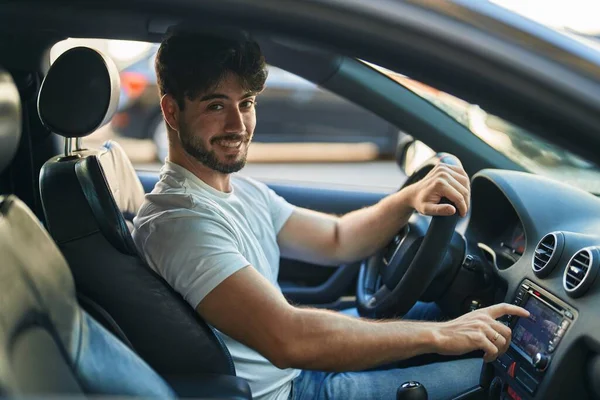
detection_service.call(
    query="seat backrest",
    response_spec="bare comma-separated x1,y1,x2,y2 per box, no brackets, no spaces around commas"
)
0,66,174,399
98,139,146,226
37,47,235,376
0,196,177,398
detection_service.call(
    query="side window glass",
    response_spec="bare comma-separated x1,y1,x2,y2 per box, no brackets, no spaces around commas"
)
245,66,406,190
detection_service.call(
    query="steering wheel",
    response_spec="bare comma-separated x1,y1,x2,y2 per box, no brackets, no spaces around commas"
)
356,153,462,318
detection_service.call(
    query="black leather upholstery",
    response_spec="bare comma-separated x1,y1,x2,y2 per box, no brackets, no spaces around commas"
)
38,47,239,379
38,47,119,138
76,150,139,254
164,374,254,400
39,151,237,377
77,291,136,350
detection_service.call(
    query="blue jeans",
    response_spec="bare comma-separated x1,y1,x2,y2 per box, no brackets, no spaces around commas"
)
290,302,483,400
74,311,176,398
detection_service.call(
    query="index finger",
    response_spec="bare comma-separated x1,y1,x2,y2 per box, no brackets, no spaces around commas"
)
486,303,530,319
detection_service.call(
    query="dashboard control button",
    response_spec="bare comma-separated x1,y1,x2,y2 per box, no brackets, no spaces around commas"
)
532,353,550,371
507,386,522,400
548,336,561,352
560,319,571,330
516,367,539,395
508,361,517,378
565,310,574,320
513,298,522,305
498,353,513,369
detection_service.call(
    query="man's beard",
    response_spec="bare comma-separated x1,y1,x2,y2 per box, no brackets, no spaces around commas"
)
179,126,249,174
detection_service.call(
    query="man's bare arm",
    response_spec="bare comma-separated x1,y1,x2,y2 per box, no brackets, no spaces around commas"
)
277,162,471,266
277,190,413,266
197,266,529,371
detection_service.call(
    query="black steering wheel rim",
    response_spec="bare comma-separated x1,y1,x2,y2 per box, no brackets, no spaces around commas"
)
356,153,462,318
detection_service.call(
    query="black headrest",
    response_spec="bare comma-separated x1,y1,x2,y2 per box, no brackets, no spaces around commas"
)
38,47,120,138
0,68,21,173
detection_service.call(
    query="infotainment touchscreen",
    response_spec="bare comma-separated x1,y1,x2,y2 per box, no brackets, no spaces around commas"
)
512,295,563,361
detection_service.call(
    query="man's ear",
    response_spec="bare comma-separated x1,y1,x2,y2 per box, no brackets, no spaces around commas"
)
160,94,180,132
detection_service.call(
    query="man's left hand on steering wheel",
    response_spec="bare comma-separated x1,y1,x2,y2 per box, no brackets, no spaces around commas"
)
403,156,471,218
357,153,471,319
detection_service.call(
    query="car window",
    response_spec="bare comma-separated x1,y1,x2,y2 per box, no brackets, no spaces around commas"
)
50,38,406,192
363,61,600,194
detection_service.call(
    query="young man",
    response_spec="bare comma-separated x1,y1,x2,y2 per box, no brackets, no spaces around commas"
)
132,31,528,400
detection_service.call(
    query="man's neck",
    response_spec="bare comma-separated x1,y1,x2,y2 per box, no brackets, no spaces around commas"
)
169,147,233,193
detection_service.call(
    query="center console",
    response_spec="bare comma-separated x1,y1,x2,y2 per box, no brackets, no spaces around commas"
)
490,279,577,399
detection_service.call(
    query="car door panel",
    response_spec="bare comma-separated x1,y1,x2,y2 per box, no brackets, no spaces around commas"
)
267,183,390,305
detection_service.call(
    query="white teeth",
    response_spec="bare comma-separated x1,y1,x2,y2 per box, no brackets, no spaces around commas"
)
218,140,242,148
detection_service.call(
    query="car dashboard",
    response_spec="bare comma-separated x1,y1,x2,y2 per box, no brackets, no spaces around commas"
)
465,169,600,400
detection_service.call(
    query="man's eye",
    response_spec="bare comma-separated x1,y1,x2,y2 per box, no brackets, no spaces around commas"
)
240,100,255,109
208,104,224,111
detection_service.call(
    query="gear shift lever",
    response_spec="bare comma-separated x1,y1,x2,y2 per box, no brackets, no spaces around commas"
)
397,381,428,400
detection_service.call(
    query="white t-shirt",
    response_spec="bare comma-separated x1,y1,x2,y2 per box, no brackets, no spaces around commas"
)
132,161,300,400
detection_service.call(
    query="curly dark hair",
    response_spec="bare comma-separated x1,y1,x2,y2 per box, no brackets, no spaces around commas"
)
155,30,268,110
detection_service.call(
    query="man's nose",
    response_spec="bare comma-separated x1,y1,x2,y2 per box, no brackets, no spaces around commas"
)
224,108,245,133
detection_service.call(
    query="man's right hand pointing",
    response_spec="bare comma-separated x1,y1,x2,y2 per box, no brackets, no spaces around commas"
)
432,303,530,362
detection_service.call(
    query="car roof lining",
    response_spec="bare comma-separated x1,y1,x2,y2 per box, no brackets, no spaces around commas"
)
2,1,600,167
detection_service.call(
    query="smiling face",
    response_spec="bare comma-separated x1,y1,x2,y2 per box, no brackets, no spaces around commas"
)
176,73,258,174
155,31,268,180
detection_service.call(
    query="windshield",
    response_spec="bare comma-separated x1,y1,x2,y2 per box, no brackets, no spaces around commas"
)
365,63,600,194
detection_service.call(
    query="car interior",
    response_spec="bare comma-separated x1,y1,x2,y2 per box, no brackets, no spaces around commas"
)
2,1,600,400
0,65,175,399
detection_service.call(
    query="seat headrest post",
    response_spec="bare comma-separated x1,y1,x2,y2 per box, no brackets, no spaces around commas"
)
64,137,83,157
64,137,73,157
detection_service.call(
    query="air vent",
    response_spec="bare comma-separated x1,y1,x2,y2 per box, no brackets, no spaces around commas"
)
532,232,564,278
564,247,600,298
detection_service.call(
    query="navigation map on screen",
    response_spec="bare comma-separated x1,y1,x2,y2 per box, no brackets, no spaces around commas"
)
512,296,562,360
